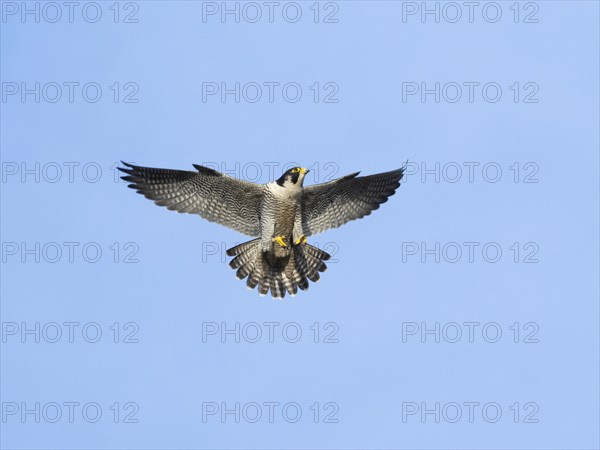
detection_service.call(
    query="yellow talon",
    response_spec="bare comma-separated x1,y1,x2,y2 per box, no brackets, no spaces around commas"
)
272,236,288,247
295,235,307,245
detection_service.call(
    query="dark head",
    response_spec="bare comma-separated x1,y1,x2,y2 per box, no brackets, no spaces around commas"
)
275,167,309,188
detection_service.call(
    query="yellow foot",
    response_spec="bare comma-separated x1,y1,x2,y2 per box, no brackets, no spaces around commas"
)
294,235,307,245
271,235,288,248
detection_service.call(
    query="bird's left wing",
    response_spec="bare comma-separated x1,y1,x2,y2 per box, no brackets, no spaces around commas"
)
119,162,263,236
301,167,404,236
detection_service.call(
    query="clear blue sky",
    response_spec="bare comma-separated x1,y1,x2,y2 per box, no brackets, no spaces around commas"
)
1,1,598,448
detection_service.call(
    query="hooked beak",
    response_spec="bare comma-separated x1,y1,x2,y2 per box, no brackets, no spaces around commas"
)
300,168,309,174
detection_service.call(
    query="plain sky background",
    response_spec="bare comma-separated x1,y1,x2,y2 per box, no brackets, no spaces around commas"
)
1,1,599,449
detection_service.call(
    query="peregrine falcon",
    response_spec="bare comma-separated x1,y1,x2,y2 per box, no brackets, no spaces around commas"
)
118,162,405,298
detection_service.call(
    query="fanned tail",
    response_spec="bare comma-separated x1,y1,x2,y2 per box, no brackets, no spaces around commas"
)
226,239,330,299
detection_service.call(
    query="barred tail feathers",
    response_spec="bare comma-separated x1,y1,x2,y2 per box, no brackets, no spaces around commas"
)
226,239,330,298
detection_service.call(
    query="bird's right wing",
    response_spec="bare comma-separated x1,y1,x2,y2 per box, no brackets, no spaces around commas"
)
301,168,404,236
119,162,263,236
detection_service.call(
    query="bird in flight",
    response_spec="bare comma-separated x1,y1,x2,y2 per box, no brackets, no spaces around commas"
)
119,162,405,298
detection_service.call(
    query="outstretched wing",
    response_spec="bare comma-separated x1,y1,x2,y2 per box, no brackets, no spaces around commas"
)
119,162,263,236
301,168,404,236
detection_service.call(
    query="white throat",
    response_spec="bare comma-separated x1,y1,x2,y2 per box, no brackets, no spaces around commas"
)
267,181,302,198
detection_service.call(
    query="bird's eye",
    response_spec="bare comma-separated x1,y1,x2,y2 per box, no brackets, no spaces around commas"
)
291,167,300,173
